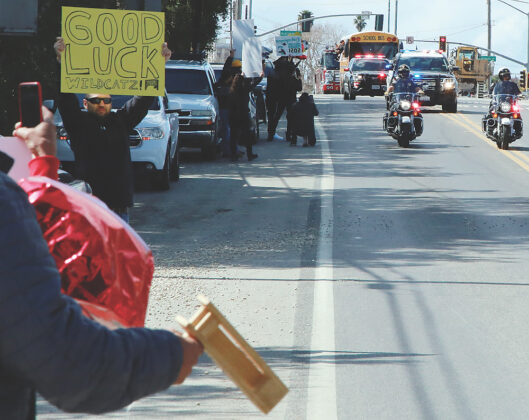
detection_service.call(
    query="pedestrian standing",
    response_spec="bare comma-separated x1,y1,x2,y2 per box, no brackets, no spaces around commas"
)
228,73,262,161
215,49,236,158
287,92,319,146
53,37,172,223
267,57,302,142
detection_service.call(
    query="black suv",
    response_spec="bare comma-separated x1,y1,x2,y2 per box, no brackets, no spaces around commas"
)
343,56,390,100
389,51,458,113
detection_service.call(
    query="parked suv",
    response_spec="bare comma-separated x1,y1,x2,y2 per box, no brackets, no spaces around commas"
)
52,94,179,191
165,60,220,159
388,50,458,113
343,55,390,100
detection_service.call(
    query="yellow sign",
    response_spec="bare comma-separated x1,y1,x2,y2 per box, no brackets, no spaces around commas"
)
61,6,165,96
349,31,398,43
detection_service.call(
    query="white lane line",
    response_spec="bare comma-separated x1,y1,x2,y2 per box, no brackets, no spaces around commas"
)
306,118,337,420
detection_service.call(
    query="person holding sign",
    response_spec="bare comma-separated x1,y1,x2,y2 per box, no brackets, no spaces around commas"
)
54,36,172,222
0,110,203,418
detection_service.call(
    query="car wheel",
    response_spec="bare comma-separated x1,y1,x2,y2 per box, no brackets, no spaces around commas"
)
153,145,171,191
344,83,349,100
442,100,457,113
170,146,180,182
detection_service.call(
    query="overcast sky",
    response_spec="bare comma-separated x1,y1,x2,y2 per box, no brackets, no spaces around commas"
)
240,0,529,72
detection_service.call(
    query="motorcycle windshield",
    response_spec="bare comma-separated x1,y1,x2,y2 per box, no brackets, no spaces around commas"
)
493,94,517,105
393,93,416,102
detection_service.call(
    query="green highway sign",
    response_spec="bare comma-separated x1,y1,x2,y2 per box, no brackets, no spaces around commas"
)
280,30,301,36
482,55,497,62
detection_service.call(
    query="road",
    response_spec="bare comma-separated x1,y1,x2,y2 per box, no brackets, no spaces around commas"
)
38,94,529,419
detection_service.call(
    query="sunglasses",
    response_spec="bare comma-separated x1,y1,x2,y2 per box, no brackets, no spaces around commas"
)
86,97,112,104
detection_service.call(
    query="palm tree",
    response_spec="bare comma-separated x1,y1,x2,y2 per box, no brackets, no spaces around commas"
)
354,16,367,32
298,10,314,32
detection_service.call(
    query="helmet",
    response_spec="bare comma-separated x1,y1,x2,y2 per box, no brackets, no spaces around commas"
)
397,64,411,78
498,67,511,81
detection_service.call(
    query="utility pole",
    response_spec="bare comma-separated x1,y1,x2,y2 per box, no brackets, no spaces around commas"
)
387,0,391,33
394,0,398,35
487,0,491,55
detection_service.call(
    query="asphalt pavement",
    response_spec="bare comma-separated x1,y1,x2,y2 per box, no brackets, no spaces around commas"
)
38,94,529,419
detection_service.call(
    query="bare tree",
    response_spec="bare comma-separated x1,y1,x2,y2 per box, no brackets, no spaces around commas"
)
298,23,348,93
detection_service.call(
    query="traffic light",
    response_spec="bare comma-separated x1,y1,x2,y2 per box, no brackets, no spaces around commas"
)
520,69,527,89
439,36,447,52
375,14,384,31
301,11,313,32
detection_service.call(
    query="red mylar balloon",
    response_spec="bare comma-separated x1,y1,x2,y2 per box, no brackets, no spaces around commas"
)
19,176,154,328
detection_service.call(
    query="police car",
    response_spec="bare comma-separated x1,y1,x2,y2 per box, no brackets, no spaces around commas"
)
343,55,391,100
388,50,458,113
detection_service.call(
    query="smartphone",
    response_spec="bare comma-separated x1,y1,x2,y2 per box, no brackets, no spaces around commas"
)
0,151,14,174
18,82,43,128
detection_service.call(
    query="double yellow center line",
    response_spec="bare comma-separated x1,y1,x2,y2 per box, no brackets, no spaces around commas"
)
443,112,529,173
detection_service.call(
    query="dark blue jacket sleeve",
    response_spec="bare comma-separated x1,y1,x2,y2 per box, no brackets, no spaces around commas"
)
0,174,183,414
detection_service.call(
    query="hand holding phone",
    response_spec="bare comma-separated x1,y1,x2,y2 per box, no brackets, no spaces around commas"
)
18,82,43,128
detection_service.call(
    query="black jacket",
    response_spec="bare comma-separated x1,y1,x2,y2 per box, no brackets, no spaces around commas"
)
214,56,234,110
58,94,154,208
272,59,303,104
288,94,319,137
228,77,262,126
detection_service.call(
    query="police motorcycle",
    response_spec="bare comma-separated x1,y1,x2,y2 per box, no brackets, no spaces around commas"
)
482,93,523,150
383,92,424,148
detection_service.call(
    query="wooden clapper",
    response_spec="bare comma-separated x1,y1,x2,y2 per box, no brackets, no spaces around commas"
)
177,295,288,414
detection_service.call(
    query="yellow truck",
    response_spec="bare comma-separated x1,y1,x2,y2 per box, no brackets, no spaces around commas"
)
450,47,494,97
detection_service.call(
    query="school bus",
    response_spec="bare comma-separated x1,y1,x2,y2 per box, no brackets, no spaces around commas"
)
337,31,400,92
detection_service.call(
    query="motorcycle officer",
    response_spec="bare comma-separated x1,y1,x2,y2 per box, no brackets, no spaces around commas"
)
387,64,421,96
385,64,422,130
485,68,522,135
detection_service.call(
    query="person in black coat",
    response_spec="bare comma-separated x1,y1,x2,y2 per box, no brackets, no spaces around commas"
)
267,57,302,142
215,49,241,158
228,73,262,161
54,37,172,222
287,93,319,146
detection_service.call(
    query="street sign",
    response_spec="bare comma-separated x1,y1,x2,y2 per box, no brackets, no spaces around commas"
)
406,36,414,44
280,30,301,36
482,55,497,61
275,35,302,56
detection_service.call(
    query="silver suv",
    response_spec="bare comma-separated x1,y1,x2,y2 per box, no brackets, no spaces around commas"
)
165,60,220,159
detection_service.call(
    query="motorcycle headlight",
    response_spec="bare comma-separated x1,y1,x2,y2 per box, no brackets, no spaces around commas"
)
399,100,411,111
500,102,511,113
137,127,164,140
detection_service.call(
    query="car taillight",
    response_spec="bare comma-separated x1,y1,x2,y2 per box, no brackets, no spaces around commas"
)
378,73,386,78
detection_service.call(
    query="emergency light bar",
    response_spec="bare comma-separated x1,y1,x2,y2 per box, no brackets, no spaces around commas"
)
354,54,386,59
